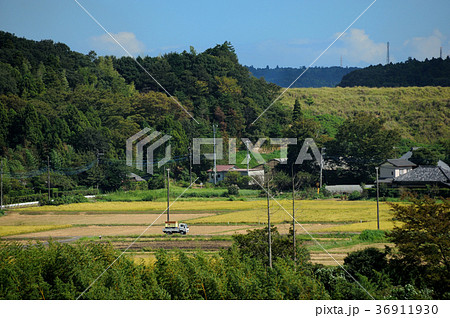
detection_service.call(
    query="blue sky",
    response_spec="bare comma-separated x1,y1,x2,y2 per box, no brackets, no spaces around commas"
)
1,0,449,67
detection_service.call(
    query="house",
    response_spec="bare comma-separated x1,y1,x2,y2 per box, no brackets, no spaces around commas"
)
128,172,146,182
207,165,264,184
392,166,450,188
379,159,416,182
125,173,147,190
254,158,287,170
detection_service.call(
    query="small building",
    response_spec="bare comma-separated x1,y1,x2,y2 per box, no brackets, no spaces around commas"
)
207,165,264,184
254,158,287,170
128,173,146,182
379,159,416,182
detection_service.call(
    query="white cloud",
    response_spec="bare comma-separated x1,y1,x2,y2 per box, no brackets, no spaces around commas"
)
404,29,445,60
335,29,386,65
91,32,146,56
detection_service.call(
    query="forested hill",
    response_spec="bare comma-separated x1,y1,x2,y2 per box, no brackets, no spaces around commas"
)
338,57,450,87
247,66,359,88
0,31,291,193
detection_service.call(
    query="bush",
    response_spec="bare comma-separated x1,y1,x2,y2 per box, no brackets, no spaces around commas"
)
227,184,239,196
344,247,388,279
39,195,88,206
348,190,361,200
358,230,386,242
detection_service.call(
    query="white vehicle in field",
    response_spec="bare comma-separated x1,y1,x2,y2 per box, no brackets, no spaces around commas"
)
163,221,189,235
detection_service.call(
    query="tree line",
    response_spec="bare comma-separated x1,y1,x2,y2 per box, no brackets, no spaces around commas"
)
338,57,450,87
247,65,359,88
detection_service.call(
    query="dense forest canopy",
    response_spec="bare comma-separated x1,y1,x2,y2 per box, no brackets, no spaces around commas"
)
247,65,359,88
338,57,450,87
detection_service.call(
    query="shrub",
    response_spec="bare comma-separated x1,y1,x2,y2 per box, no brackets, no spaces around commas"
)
344,247,388,279
39,195,88,206
358,230,386,242
348,190,361,200
227,184,239,196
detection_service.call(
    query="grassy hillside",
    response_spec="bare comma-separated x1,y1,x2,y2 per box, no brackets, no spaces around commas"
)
280,86,450,143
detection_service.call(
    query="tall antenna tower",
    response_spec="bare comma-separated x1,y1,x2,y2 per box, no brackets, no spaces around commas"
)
386,42,390,64
440,47,443,59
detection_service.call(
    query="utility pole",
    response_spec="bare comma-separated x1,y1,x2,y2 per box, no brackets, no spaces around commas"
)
246,140,250,175
267,175,272,269
188,143,192,185
213,124,217,185
47,155,51,201
319,147,325,188
166,168,170,222
1,159,4,210
386,42,390,64
375,166,380,230
96,150,104,190
292,164,296,263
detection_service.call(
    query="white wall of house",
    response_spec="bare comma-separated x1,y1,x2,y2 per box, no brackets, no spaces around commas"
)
208,169,264,184
380,163,413,179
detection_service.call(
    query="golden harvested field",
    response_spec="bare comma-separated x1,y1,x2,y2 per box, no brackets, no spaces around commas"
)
0,212,212,226
17,200,261,213
0,225,72,237
190,200,394,224
319,220,398,232
6,224,256,238
1,199,399,239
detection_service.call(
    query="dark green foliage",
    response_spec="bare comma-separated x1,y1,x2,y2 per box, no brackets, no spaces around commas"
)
410,147,442,166
358,230,386,242
344,247,388,280
292,98,302,121
326,113,400,183
227,184,239,196
232,226,310,267
339,57,450,87
0,240,327,300
223,171,250,189
0,242,165,300
98,161,130,192
272,170,291,191
39,195,88,206
348,190,362,200
387,197,450,298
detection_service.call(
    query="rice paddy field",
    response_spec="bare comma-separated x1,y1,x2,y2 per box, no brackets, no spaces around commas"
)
0,197,399,265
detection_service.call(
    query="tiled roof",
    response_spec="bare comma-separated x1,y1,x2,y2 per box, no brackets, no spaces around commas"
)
386,159,416,167
207,165,236,172
394,166,450,183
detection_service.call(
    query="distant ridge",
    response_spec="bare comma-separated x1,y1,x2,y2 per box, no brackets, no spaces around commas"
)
338,57,450,87
246,66,359,88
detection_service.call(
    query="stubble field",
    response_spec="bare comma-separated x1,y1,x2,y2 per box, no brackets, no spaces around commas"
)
0,199,398,264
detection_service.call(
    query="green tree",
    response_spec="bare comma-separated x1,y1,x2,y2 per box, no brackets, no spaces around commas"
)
328,113,400,182
410,147,442,166
232,226,310,267
99,161,130,192
388,197,450,298
292,98,303,122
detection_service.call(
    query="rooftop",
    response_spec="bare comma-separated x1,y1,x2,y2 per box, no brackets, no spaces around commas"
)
385,159,416,167
394,166,450,184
